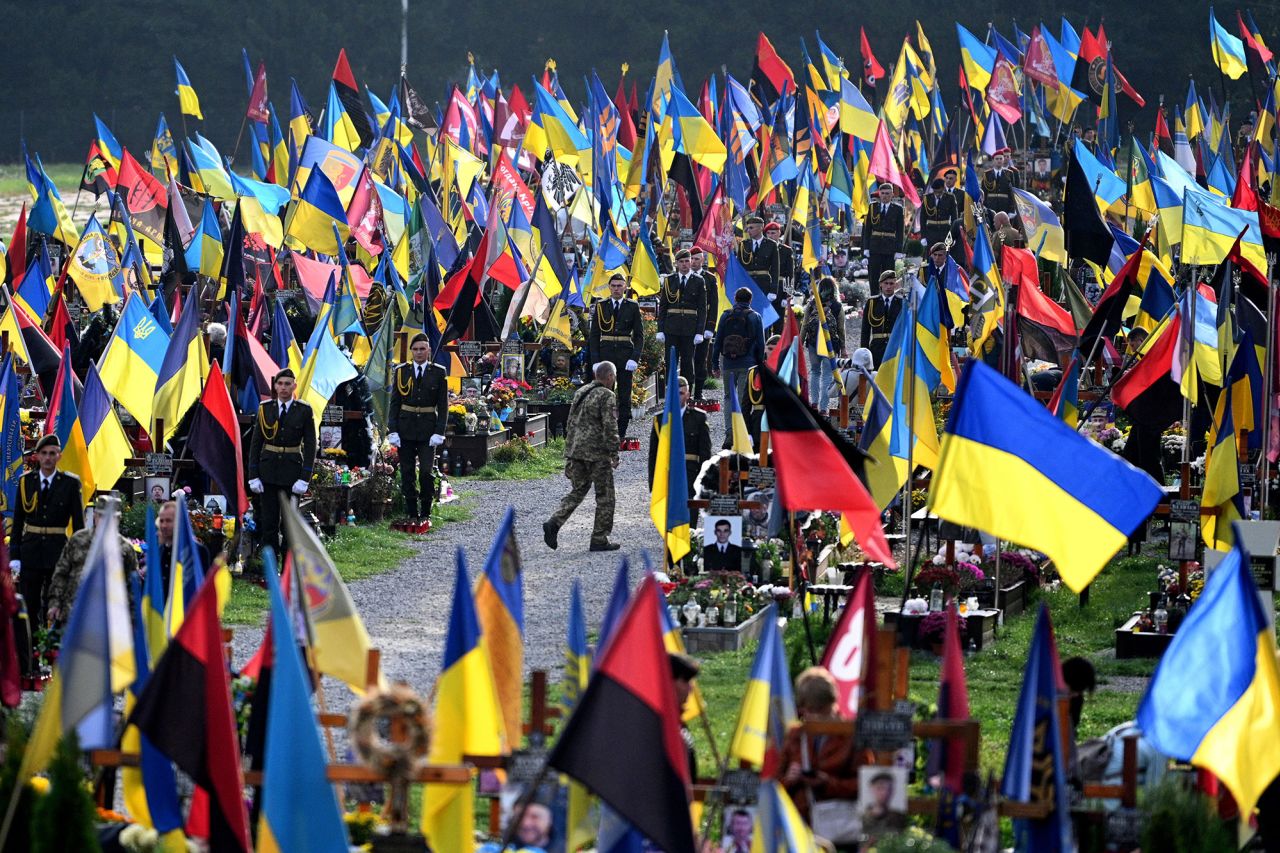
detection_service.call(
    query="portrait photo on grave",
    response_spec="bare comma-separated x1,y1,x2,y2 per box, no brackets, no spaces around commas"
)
501,354,524,383
857,765,908,840
1169,521,1197,562
703,515,743,572
145,476,171,503
719,805,756,852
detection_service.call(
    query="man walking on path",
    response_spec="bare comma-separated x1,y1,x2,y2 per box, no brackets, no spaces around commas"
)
544,362,622,552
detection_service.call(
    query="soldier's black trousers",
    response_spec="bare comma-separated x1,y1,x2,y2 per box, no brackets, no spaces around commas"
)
399,440,436,518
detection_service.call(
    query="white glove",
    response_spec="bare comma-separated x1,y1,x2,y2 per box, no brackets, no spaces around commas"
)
625,359,638,371
249,478,264,494
656,332,665,343
693,334,704,345
921,238,928,247
704,330,714,339
862,249,870,258
430,434,445,447
291,479,309,495
769,293,778,301
387,432,400,448
9,561,18,573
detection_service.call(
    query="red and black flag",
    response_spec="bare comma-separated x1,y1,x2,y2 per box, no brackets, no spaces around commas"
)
750,32,795,106
81,141,118,196
1079,247,1142,356
1112,312,1182,430
435,247,482,347
758,367,894,566
1070,27,1107,106
548,575,696,853
44,291,80,363
188,361,248,516
116,148,168,247
127,572,251,852
332,48,375,148
860,26,885,85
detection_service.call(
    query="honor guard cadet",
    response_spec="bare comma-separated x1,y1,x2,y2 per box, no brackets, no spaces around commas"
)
689,248,719,403
764,221,794,297
10,434,83,633
387,332,449,532
588,273,645,441
861,183,904,288
248,368,317,560
981,147,1018,222
737,215,780,315
920,179,958,249
657,249,707,386
860,270,903,368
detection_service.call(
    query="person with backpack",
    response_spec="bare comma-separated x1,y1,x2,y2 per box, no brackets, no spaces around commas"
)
712,286,766,434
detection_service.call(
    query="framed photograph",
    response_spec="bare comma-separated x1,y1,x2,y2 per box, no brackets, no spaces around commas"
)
461,377,483,399
1168,521,1197,561
857,765,909,841
702,516,743,573
501,354,525,384
720,806,756,852
144,476,170,504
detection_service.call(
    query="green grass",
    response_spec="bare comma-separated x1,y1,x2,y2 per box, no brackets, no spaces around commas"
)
0,162,84,196
471,438,566,481
222,499,474,626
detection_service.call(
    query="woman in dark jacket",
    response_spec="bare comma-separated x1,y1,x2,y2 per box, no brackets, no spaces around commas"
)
801,276,845,412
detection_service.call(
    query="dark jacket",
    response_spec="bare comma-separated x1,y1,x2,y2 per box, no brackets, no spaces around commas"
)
388,362,449,439
737,237,780,299
248,398,318,486
11,470,84,567
981,167,1018,215
703,542,743,572
647,406,713,497
920,191,958,247
802,294,845,355
861,202,904,256
563,381,619,462
860,293,903,360
588,298,644,367
697,270,720,336
712,305,766,372
658,273,707,337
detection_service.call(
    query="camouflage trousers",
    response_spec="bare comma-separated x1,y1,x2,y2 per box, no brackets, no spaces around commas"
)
548,458,615,543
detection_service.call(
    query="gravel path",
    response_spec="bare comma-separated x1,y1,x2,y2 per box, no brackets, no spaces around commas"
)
232,387,732,712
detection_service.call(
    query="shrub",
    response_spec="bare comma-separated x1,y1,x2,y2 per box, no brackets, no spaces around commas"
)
490,437,536,464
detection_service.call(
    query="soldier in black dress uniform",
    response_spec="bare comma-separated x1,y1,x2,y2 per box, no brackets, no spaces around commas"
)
588,273,645,440
388,333,450,531
860,270,904,369
689,249,719,402
10,434,84,631
981,147,1018,224
657,249,707,385
737,216,780,327
861,183,905,288
920,179,958,250
764,221,794,299
248,368,318,559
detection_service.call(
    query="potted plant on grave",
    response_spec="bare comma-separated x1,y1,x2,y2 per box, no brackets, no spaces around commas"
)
917,610,965,654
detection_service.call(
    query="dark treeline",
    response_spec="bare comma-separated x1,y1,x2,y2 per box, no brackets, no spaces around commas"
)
3,0,1274,164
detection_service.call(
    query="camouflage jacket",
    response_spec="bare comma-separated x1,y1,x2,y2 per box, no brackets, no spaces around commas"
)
563,381,620,463
46,529,139,627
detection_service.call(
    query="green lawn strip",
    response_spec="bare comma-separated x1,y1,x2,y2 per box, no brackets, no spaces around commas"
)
471,438,566,481
0,163,85,196
224,499,474,626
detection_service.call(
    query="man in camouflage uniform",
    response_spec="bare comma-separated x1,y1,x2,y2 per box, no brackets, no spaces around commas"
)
45,495,139,630
543,362,621,552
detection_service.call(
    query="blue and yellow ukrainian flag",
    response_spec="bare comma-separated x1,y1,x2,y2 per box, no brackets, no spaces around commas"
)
1048,351,1081,428
562,580,593,850
1210,7,1249,80
1181,186,1267,272
726,605,796,771
322,83,362,153
153,295,208,443
14,241,54,321
81,363,132,503
92,113,123,171
183,198,224,279
929,361,1163,592
257,550,348,853
526,80,590,167
52,348,94,507
422,550,506,850
874,300,941,472
473,507,524,748
141,505,168,659
1200,382,1244,550
1185,79,1206,141
956,23,996,91
285,168,349,253
1136,532,1280,816
754,780,822,851
163,494,207,636
667,85,727,172
0,356,22,521
173,56,203,120
24,146,79,246
726,381,754,454
19,502,134,779
649,350,691,562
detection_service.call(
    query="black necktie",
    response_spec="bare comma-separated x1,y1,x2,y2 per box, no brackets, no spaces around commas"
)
281,403,288,418
613,300,620,313
40,478,49,497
